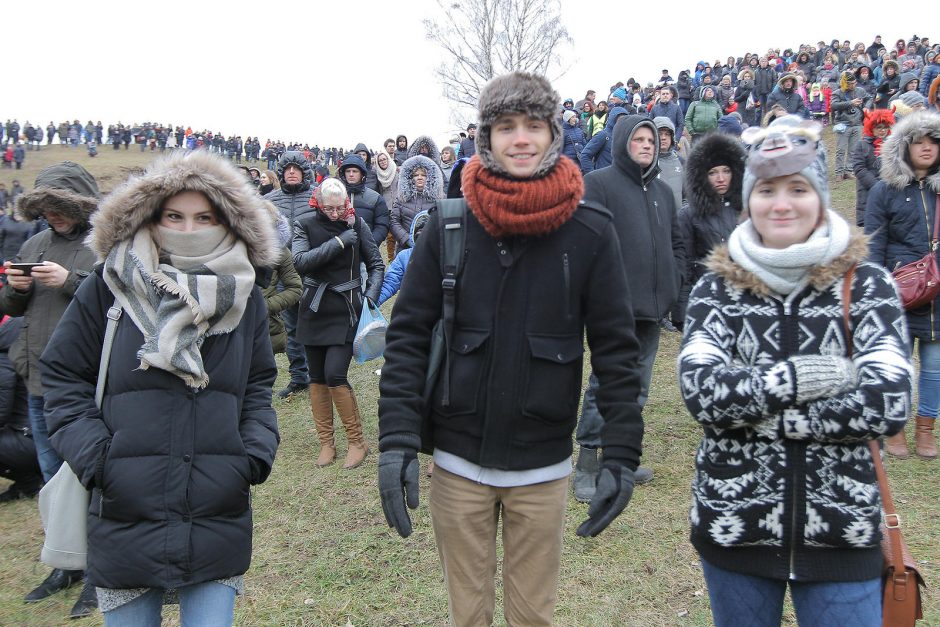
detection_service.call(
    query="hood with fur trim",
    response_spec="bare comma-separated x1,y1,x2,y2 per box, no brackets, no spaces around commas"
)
475,71,564,179
706,231,869,297
878,110,940,191
89,150,280,267
398,155,443,202
16,161,99,224
406,135,442,166
685,132,746,217
776,72,797,91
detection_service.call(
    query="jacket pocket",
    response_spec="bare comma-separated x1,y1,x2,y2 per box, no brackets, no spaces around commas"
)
433,328,490,417
521,334,584,424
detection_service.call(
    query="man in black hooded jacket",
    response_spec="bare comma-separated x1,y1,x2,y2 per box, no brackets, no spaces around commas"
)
264,151,315,398
572,115,684,501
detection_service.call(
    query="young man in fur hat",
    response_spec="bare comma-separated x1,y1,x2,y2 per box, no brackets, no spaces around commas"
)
377,72,645,625
0,161,100,617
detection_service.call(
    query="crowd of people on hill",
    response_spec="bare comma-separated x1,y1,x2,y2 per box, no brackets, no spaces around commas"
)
0,31,938,627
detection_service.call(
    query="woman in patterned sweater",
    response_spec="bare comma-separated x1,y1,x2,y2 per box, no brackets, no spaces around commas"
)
678,116,913,626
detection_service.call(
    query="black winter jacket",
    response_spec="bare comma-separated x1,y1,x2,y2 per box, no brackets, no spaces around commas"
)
865,112,940,340
378,200,645,470
40,273,279,589
582,115,684,321
851,136,881,226
0,318,28,432
292,213,384,346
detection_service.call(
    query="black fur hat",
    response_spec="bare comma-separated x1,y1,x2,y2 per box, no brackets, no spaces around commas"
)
685,132,746,216
475,71,563,178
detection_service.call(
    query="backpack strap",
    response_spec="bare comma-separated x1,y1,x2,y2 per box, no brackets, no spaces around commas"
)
96,299,123,409
435,198,467,407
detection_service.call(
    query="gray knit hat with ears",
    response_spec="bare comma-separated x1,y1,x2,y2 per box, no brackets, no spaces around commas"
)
475,71,564,178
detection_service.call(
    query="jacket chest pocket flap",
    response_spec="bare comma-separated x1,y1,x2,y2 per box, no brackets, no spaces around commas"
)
434,329,490,417
523,334,584,423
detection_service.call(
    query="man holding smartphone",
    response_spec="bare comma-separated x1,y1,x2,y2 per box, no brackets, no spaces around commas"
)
0,160,100,616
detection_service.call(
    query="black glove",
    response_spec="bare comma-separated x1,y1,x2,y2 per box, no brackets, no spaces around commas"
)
576,462,635,538
378,449,420,537
338,228,358,248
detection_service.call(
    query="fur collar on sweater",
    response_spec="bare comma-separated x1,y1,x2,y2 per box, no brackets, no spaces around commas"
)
706,231,869,297
89,150,280,267
878,111,940,192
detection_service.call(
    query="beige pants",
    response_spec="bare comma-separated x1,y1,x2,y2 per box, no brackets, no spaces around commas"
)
429,467,568,626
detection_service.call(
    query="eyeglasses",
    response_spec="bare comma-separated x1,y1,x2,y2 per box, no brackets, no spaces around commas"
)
321,205,345,215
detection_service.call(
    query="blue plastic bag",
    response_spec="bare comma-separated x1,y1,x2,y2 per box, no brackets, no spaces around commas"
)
353,298,388,363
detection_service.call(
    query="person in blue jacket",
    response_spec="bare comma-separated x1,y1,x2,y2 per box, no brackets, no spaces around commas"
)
578,106,629,174
377,211,430,307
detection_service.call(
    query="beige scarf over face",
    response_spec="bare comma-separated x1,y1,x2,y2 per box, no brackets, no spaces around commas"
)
102,225,256,388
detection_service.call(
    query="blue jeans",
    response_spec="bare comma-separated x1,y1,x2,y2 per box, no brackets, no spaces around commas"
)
28,395,62,482
576,320,660,448
915,338,940,418
701,559,881,627
103,582,236,627
280,303,309,386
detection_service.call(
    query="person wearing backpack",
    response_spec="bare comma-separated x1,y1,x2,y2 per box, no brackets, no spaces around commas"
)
378,71,645,625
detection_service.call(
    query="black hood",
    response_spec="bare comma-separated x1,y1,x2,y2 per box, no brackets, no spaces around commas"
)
276,151,312,193
353,142,372,168
685,132,746,216
611,115,660,187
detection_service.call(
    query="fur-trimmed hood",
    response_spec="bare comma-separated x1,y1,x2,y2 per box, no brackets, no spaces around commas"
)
878,110,940,192
398,155,444,202
776,73,797,91
685,132,746,217
706,231,869,297
406,135,442,166
16,161,100,224
89,150,280,267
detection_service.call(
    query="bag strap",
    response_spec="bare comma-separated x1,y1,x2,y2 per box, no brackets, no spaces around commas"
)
932,195,940,250
95,300,123,410
842,265,907,576
435,198,467,407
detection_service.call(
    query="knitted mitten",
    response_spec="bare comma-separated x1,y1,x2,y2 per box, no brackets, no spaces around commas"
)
788,355,857,404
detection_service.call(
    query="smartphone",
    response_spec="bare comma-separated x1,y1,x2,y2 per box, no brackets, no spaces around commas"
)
7,262,46,276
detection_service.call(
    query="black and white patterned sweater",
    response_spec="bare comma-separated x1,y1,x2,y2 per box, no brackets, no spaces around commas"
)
678,234,914,582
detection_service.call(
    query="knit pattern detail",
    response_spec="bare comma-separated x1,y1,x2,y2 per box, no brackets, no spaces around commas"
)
461,156,584,239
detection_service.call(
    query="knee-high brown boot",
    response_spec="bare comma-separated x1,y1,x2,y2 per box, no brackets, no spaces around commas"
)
915,416,937,460
885,428,910,459
310,384,336,467
330,385,370,469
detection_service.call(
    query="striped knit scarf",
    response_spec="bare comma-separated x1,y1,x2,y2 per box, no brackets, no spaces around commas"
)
102,225,256,388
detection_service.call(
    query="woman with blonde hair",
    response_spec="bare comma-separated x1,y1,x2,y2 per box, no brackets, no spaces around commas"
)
294,178,384,468
259,169,280,196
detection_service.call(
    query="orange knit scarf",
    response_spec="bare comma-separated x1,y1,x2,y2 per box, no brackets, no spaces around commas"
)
461,156,584,238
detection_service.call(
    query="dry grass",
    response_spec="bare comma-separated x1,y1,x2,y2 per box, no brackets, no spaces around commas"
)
0,137,937,626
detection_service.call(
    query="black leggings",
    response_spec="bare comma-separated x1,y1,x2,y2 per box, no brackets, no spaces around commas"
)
304,343,354,387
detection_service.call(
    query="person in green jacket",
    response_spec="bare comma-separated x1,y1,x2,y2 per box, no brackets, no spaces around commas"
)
684,86,722,144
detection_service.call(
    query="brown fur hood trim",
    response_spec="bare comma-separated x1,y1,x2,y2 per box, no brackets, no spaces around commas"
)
89,150,280,267
706,231,870,297
16,161,100,224
878,111,940,192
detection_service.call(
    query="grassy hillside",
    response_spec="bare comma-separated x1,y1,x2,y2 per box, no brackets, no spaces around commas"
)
0,139,936,626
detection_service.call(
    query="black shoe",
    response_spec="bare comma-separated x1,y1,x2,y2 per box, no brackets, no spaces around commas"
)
24,569,84,602
69,581,97,619
0,479,42,502
277,381,308,399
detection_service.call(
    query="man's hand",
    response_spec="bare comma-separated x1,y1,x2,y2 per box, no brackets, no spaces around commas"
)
576,462,635,538
3,262,34,291
378,449,420,537
30,261,69,289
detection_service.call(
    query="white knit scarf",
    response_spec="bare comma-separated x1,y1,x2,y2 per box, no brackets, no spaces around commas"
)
728,209,851,296
375,155,398,190
102,225,256,388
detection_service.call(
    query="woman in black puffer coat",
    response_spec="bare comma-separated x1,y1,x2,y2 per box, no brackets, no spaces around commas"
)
675,132,746,327
293,177,383,470
40,150,281,623
866,110,940,460
851,109,894,227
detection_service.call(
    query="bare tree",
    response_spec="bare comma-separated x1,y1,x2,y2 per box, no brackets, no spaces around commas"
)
424,0,572,116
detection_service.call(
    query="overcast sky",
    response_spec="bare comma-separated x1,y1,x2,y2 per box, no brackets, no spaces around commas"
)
5,2,923,149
